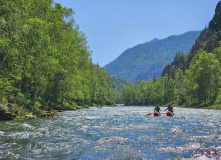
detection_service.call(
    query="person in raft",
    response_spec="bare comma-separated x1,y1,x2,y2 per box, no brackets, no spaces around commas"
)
165,104,174,114
154,104,161,113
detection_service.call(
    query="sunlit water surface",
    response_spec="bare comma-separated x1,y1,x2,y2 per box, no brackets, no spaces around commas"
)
0,106,221,160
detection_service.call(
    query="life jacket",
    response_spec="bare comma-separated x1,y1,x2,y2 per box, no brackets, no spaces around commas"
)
168,106,173,112
155,107,160,112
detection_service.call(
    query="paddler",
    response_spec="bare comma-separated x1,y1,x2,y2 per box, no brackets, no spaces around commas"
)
154,104,161,113
165,104,174,115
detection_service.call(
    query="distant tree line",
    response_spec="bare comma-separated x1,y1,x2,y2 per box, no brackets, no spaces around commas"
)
121,48,221,107
109,76,133,104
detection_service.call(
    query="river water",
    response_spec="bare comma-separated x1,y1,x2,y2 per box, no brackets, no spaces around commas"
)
0,106,221,160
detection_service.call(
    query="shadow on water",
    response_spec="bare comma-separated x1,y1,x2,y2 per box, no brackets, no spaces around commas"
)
0,106,221,159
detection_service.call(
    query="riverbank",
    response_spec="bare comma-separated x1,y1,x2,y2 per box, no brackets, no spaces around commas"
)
0,101,116,121
177,104,221,110
0,103,90,121
0,107,58,120
201,104,221,110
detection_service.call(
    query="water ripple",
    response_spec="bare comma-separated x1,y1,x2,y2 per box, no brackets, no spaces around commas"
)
0,106,220,159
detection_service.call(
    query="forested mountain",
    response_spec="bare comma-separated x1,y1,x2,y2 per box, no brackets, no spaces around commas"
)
109,76,133,92
0,0,115,116
104,31,201,82
121,1,221,108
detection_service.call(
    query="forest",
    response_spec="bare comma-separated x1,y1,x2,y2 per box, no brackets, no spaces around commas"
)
0,0,116,117
121,47,221,108
1,0,221,120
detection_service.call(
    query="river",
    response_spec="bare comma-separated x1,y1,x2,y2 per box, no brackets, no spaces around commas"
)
0,106,221,160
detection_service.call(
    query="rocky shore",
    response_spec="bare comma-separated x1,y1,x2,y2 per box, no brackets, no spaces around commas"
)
0,103,57,121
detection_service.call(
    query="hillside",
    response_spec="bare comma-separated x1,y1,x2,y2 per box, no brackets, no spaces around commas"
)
104,31,201,82
109,76,133,92
161,1,221,77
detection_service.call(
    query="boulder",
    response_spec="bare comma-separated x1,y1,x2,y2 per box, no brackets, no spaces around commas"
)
0,109,5,115
0,104,7,110
25,115,37,119
0,110,16,120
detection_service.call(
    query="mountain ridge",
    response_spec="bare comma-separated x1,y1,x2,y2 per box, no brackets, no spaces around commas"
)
104,31,201,82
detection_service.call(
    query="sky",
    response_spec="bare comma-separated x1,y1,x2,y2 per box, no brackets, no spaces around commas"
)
54,0,220,67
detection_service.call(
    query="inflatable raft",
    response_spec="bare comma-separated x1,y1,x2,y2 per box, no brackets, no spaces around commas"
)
166,111,173,117
154,112,160,116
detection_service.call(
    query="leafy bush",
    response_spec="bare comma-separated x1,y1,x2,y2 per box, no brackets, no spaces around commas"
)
1,97,8,105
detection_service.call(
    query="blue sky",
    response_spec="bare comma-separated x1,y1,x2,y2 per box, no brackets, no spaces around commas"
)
54,0,219,67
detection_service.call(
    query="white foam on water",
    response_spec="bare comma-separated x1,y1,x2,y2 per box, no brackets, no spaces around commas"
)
97,136,128,144
9,131,30,139
21,123,35,130
181,155,215,160
0,106,221,159
0,131,5,135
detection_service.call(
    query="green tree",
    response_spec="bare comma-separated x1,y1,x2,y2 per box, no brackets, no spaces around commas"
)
165,78,176,103
184,49,220,106
175,69,185,105
122,87,134,106
0,0,116,111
